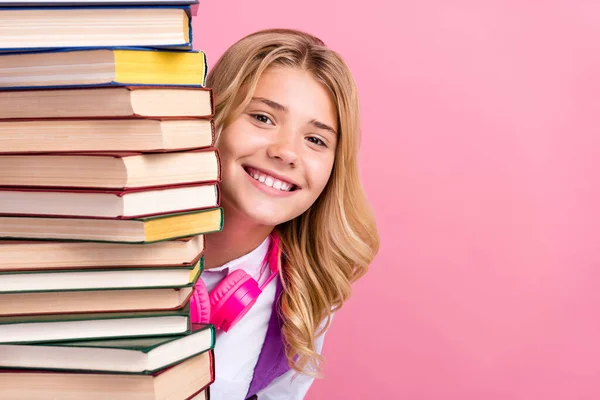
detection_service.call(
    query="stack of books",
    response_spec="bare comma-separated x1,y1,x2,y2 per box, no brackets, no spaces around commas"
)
0,0,219,398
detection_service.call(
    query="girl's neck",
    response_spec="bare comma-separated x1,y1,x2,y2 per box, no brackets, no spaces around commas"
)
203,204,274,270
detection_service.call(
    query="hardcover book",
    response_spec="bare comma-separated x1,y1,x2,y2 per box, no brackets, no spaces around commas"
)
0,0,198,5
0,285,196,316
0,350,214,400
0,304,192,344
0,207,224,243
0,323,215,373
0,148,220,189
0,6,193,52
0,235,205,272
0,118,215,154
0,86,213,119
0,183,219,218
0,256,203,293
0,48,208,89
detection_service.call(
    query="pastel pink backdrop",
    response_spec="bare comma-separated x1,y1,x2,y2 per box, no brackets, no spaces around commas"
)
193,1,600,399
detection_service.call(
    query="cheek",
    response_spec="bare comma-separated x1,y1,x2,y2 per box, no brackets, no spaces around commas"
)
216,137,248,167
306,157,335,195
215,119,247,155
217,124,268,163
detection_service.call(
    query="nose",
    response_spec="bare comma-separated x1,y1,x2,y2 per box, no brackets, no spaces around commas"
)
267,131,299,168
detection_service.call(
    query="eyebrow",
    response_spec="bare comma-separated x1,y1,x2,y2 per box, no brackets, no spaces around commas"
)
251,97,338,137
252,97,287,112
309,118,338,137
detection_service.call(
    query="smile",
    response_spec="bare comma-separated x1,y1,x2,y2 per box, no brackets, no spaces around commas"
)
244,166,297,192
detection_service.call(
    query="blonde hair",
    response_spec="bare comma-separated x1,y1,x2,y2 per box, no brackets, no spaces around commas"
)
207,29,380,376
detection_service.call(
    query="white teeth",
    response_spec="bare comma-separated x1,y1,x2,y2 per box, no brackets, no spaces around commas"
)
247,167,294,192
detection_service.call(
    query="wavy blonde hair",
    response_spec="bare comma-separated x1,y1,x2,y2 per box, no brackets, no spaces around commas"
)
207,29,379,376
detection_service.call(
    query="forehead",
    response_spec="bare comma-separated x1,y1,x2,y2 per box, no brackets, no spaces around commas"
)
251,67,337,128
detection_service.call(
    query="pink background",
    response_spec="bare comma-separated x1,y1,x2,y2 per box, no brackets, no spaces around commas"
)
193,1,600,399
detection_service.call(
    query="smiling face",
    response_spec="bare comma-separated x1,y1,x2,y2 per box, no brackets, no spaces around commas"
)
217,66,338,228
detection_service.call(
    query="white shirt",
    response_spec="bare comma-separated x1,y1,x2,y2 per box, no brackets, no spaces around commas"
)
201,237,327,400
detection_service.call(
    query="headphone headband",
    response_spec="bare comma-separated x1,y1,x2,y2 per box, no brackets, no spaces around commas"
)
259,232,281,290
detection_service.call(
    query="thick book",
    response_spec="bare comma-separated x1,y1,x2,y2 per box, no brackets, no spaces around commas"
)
0,148,220,189
0,350,214,400
0,305,191,344
0,86,213,120
0,207,223,243
0,183,220,218
0,6,192,52
0,285,195,316
0,256,202,293
0,48,208,89
0,118,215,154
0,323,214,373
0,234,204,272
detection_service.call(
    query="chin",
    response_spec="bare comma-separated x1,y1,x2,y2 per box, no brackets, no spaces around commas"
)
243,207,298,227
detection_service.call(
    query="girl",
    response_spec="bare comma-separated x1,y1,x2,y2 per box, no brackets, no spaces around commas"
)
192,29,379,400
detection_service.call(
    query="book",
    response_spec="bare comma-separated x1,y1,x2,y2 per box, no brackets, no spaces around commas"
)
0,207,223,243
0,149,220,189
0,6,192,52
0,86,213,120
0,323,214,373
0,256,202,293
0,285,195,316
0,119,215,154
0,183,219,218
0,0,199,9
0,305,191,344
0,350,214,400
0,48,208,89
0,235,204,272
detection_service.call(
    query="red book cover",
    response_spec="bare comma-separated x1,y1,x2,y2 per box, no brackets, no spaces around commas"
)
0,181,221,219
0,119,216,155
0,147,222,191
0,85,215,121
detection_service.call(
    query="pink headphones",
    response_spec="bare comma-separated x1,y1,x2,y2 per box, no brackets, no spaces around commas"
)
190,233,282,332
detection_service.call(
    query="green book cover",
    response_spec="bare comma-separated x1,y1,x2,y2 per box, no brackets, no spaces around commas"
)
0,303,193,344
0,257,203,294
51,323,215,353
0,324,215,375
0,302,191,325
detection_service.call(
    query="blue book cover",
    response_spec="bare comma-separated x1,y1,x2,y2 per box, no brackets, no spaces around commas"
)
0,5,194,53
0,0,197,5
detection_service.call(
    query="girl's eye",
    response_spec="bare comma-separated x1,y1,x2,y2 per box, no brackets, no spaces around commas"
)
306,136,327,147
251,114,273,125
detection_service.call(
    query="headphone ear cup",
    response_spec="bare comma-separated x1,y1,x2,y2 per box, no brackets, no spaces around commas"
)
190,278,211,324
210,269,249,308
210,269,262,332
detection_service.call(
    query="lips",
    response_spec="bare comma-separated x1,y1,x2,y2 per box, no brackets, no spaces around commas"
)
244,166,298,192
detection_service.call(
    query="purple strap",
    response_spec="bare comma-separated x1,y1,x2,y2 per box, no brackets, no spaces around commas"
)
245,277,291,399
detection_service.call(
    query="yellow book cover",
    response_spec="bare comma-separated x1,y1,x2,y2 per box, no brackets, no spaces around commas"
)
0,48,207,88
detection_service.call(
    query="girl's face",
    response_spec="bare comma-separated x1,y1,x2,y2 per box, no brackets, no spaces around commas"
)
217,66,338,227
